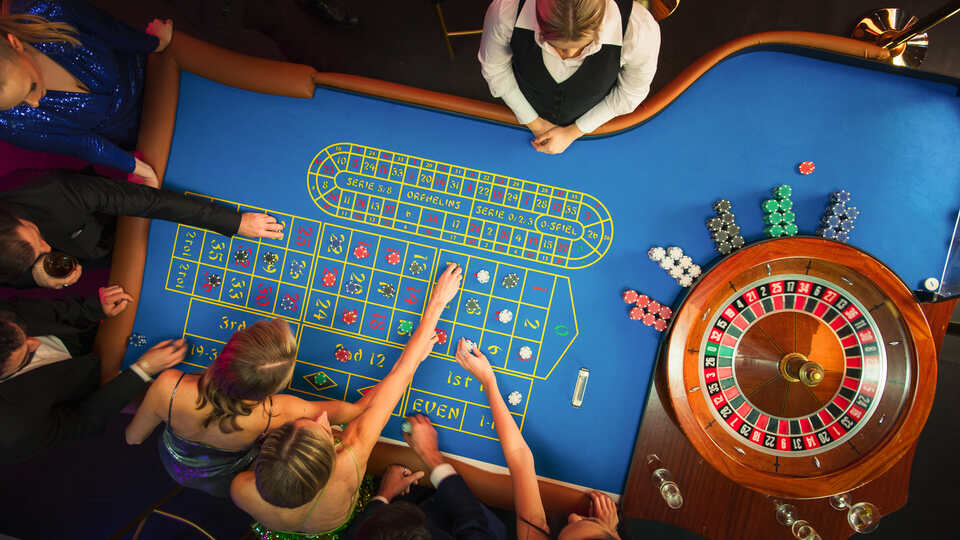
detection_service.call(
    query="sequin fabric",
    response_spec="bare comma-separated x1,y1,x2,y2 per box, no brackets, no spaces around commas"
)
0,1,159,171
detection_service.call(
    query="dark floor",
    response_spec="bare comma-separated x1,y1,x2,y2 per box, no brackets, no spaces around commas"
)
2,1,959,538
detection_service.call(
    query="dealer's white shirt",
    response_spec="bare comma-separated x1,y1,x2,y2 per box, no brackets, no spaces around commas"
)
478,0,661,132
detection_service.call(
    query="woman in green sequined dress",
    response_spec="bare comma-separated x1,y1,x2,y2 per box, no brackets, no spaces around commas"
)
231,263,464,539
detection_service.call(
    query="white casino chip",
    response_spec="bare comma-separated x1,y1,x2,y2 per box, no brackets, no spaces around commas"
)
678,275,693,287
518,346,533,360
475,269,491,284
659,258,676,270
678,255,692,269
666,246,683,259
668,266,683,279
648,246,666,261
507,391,523,406
688,264,702,278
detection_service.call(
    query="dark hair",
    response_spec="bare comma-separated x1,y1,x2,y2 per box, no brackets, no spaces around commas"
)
254,420,336,508
352,501,430,540
0,205,34,282
195,318,297,433
0,311,26,375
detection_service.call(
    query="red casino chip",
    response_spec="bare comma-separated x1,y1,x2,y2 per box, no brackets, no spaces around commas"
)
642,313,656,326
629,306,644,320
647,300,661,314
622,289,639,304
353,244,371,259
658,306,673,320
435,328,448,345
635,294,650,308
653,318,668,332
384,251,401,265
321,270,337,287
334,346,352,363
797,161,815,175
341,308,358,325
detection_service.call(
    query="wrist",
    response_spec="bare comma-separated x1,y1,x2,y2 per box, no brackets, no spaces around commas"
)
420,451,446,471
133,358,155,377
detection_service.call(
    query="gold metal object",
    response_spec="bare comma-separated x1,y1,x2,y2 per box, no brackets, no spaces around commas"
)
777,353,825,387
851,8,927,67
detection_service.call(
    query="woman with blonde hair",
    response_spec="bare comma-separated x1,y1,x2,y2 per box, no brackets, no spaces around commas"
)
125,318,368,498
0,0,172,184
479,0,661,154
230,263,464,539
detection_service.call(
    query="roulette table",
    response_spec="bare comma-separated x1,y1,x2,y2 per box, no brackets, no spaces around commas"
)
94,31,960,537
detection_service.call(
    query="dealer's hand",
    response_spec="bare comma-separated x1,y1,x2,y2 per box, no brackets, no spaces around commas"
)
376,464,424,502
238,213,285,240
531,124,584,155
99,285,134,317
526,117,557,138
455,338,495,388
32,259,82,289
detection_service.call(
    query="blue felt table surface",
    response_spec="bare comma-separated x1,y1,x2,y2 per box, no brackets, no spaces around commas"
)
125,50,960,494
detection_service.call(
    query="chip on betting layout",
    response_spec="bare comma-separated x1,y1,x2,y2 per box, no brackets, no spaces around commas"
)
345,280,363,295
262,252,279,265
408,260,426,275
328,234,344,251
377,282,396,299
518,345,533,360
205,273,222,287
475,269,490,284
507,391,523,406
501,272,520,289
397,319,414,334
233,248,249,265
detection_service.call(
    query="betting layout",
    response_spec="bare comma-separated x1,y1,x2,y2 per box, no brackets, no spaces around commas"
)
307,143,613,269
701,275,887,455
164,195,578,441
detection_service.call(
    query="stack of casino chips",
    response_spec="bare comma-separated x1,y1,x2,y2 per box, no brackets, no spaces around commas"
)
622,289,672,331
705,199,745,255
648,246,701,288
817,190,858,243
761,184,798,238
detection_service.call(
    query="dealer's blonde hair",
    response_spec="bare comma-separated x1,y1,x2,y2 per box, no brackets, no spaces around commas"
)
536,0,605,43
0,12,81,60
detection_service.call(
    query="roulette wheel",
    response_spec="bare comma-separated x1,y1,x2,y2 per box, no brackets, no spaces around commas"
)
664,237,936,499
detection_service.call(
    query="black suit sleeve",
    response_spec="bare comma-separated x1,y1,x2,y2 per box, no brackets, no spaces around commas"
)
0,296,104,336
0,362,147,465
434,474,499,540
48,171,242,237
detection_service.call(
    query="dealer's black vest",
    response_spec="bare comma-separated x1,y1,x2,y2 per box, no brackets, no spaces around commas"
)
510,0,632,126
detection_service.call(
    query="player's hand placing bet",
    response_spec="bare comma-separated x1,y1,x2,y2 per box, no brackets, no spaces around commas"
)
99,285,134,317
133,339,187,377
455,338,495,387
428,263,463,306
239,213,285,240
376,464,425,502
402,415,446,471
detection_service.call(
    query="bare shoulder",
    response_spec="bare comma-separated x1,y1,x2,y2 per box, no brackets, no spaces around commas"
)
230,471,258,508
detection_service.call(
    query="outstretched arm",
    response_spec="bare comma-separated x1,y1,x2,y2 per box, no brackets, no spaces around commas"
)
455,339,549,538
342,264,463,462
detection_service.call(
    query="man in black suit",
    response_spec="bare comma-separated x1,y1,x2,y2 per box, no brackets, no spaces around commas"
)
0,168,286,289
0,288,185,464
347,415,508,540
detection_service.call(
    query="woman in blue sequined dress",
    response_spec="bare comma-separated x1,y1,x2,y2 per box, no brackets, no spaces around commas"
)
0,0,172,185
